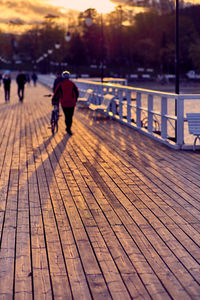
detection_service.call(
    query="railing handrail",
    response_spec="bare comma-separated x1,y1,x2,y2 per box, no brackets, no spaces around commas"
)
76,78,178,98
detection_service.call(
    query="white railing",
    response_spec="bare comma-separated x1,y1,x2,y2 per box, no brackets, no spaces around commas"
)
38,75,200,150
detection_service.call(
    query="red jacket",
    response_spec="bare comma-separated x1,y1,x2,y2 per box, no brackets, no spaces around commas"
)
52,78,79,108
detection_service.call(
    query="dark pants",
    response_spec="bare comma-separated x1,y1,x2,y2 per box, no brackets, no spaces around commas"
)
18,85,25,101
4,88,10,101
62,106,75,132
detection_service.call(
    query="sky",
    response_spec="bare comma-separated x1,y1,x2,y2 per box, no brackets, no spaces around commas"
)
1,0,199,33
0,0,127,32
46,0,117,13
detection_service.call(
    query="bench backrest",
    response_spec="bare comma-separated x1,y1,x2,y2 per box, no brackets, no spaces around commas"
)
85,89,93,100
102,94,115,108
186,113,200,135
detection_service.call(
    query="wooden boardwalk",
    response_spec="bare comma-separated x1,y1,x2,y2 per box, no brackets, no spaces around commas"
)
0,82,200,300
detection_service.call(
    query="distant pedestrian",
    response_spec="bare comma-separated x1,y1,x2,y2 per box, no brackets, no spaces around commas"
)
16,70,26,102
3,71,11,102
52,72,62,92
51,70,79,135
26,73,31,85
32,72,38,86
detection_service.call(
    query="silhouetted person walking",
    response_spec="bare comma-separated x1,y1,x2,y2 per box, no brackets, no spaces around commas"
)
52,70,79,135
32,72,38,86
16,71,26,102
53,72,62,92
3,72,11,102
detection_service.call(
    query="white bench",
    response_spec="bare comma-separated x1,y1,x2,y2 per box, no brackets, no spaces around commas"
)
89,94,115,120
78,89,93,106
186,113,200,150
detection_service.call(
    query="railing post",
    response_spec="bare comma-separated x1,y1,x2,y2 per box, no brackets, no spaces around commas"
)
98,85,103,104
118,89,123,120
126,90,132,123
105,86,110,94
136,92,141,128
176,95,184,147
161,97,167,139
111,88,117,116
148,94,153,133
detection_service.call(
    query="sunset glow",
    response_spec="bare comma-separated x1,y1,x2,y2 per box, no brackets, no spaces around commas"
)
0,0,118,33
2,0,200,34
47,0,116,14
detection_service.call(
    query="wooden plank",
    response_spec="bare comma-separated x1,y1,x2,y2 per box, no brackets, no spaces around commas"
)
0,104,16,219
14,103,32,299
0,101,20,298
25,98,53,299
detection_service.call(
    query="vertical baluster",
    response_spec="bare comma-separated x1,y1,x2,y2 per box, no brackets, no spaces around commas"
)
99,85,103,104
126,90,131,123
177,95,184,147
136,92,141,128
111,88,117,116
161,97,167,139
148,94,153,133
118,89,123,120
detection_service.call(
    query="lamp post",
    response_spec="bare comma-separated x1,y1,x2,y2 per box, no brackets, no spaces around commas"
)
100,13,104,83
48,49,53,73
175,0,179,142
55,42,61,71
175,0,179,95
10,34,18,70
43,53,48,73
54,32,71,72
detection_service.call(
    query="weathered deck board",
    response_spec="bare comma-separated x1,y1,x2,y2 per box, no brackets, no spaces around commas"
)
14,104,32,299
0,82,200,299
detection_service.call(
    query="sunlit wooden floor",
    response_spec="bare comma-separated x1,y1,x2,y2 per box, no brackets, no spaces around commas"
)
0,82,200,299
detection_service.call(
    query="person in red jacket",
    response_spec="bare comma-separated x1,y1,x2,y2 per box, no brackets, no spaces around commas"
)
52,70,79,135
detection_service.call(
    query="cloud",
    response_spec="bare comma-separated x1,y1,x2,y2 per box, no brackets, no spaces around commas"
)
0,0,73,31
111,0,131,4
0,0,144,32
0,0,64,16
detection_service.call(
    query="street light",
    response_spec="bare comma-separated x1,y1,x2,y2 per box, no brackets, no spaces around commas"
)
48,49,53,73
43,53,48,73
85,17,93,27
55,42,61,50
65,31,71,42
